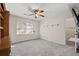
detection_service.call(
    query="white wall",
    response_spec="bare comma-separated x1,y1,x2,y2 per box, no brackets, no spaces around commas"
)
40,4,73,45
40,18,66,45
66,17,75,28
9,15,40,43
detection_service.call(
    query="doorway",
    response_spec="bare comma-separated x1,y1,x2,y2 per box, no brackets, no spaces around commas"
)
65,17,76,46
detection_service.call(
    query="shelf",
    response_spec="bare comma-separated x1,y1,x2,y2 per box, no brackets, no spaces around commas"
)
0,13,3,19
0,4,4,13
0,27,3,29
0,7,4,13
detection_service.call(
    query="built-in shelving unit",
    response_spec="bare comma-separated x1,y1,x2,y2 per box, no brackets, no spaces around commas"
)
0,3,11,56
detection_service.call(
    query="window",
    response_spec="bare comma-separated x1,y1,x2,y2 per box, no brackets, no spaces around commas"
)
16,22,34,35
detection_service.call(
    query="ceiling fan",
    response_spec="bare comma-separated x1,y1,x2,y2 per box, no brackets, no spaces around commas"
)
24,5,45,18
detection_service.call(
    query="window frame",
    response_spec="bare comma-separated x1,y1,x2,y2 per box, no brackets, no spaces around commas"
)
16,21,34,35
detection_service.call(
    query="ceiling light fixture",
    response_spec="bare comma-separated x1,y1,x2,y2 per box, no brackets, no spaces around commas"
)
33,9,44,18
24,8,45,19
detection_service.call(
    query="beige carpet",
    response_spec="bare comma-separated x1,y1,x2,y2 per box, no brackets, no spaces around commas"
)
10,39,79,56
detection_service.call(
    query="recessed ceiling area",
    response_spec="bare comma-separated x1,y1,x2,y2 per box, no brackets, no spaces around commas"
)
5,3,76,21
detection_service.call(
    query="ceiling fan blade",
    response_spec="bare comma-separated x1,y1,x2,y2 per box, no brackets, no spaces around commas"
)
39,10,44,13
40,15,45,17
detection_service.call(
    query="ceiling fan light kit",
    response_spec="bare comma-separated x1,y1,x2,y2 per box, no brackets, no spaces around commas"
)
33,9,45,18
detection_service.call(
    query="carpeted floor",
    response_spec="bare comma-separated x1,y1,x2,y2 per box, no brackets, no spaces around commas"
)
11,39,79,56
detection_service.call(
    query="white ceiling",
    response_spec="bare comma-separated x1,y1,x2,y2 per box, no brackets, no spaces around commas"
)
5,3,74,21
